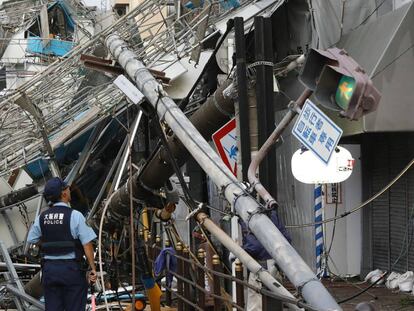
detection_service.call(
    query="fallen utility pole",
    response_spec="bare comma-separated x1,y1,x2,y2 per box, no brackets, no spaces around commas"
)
196,212,302,311
152,149,300,306
107,77,235,217
105,34,341,310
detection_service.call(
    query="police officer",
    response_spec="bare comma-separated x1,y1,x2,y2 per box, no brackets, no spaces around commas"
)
28,177,97,311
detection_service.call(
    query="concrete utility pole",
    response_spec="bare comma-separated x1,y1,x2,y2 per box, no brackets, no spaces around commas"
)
106,77,235,216
196,213,302,311
105,34,341,310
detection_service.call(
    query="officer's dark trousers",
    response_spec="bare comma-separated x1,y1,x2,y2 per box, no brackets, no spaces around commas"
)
42,260,87,311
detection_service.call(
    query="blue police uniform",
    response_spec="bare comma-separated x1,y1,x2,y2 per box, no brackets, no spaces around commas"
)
239,209,291,261
28,202,96,311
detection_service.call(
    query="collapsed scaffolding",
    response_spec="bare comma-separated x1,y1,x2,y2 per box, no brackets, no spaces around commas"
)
0,0,97,90
0,0,245,174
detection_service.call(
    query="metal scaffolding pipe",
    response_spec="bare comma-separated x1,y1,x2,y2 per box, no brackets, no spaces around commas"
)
6,284,45,310
196,213,301,310
105,33,341,310
107,76,235,217
0,262,40,271
142,79,234,187
248,90,312,207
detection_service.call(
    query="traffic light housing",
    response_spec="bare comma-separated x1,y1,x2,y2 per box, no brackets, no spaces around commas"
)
299,47,381,120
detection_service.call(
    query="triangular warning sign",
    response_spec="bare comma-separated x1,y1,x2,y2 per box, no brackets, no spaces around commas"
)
212,118,237,177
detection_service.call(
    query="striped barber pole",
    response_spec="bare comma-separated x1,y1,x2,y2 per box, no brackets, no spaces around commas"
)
314,184,325,277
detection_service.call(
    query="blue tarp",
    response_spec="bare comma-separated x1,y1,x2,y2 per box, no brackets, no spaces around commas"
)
24,109,130,180
184,0,239,10
219,0,240,10
25,128,92,179
26,0,76,56
27,38,75,56
154,248,177,287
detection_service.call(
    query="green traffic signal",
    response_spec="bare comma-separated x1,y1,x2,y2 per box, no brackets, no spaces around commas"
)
335,75,356,110
299,48,381,120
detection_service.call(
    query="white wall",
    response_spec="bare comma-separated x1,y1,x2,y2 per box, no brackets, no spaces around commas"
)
394,0,413,9
324,144,362,276
1,31,28,64
1,30,49,90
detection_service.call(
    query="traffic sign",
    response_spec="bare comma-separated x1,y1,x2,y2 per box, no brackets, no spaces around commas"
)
292,99,343,165
212,118,237,176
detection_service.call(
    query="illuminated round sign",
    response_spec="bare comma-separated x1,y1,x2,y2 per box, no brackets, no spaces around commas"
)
291,146,354,184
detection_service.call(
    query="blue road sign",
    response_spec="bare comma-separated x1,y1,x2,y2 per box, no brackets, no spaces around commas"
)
292,99,343,165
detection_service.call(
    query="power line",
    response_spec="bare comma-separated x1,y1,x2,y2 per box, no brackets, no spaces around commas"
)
372,43,414,79
286,157,414,228
352,0,388,30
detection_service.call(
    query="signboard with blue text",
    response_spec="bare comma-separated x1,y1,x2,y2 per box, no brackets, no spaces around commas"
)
292,99,343,165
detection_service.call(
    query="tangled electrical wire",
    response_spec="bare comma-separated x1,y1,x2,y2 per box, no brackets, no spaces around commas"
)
286,157,414,229
306,158,414,305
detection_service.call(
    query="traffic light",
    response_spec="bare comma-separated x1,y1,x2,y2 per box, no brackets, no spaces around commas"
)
299,47,381,120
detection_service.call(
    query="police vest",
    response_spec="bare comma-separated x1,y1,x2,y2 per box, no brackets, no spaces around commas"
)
39,205,84,260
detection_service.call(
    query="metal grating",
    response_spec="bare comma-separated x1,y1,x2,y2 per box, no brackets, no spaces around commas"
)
368,134,414,273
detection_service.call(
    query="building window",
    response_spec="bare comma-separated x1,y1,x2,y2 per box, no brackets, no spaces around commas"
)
114,4,128,16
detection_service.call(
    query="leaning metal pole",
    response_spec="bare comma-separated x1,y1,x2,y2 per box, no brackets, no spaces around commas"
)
6,285,45,310
105,34,341,311
248,90,312,207
196,213,302,311
107,77,235,216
